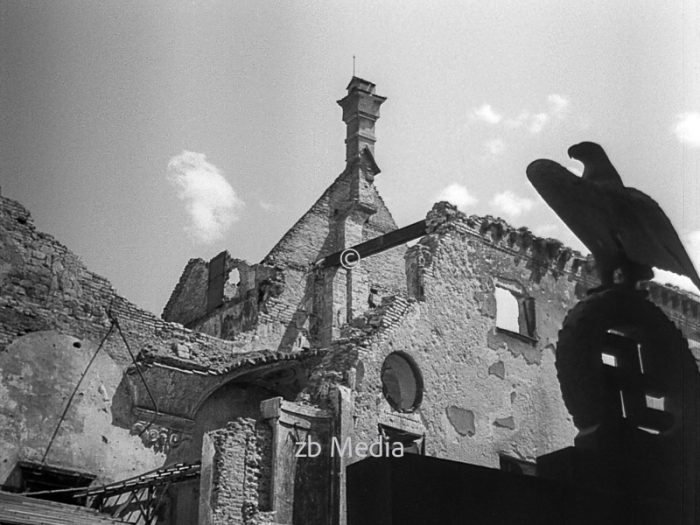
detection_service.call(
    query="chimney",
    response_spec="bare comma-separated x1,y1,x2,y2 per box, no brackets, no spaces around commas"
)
337,77,386,163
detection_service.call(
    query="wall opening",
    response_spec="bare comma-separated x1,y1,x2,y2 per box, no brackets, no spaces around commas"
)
495,284,536,339
223,267,242,300
381,352,424,413
495,287,520,332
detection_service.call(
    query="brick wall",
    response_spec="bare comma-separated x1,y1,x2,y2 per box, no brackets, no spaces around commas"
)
0,194,271,485
200,418,275,525
163,163,407,354
305,202,700,493
304,203,595,473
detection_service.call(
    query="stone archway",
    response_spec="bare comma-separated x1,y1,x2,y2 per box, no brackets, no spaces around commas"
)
165,382,278,525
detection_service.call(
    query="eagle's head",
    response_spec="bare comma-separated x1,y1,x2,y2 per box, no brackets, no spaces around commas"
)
567,141,608,163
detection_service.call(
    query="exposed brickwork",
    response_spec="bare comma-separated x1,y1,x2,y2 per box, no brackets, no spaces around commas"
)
0,195,264,364
342,294,416,338
162,258,209,326
162,160,407,358
304,202,700,488
648,281,700,341
305,203,598,473
203,418,275,525
424,202,599,292
0,194,314,490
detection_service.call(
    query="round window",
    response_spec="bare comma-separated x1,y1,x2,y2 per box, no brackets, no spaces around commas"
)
381,352,423,412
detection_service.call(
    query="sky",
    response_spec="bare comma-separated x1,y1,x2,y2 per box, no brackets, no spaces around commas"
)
2,0,700,314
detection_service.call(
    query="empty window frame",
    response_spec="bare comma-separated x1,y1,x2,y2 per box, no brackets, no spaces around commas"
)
381,352,424,413
494,285,536,339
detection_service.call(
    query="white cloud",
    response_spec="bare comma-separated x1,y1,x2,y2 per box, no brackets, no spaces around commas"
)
504,112,527,129
547,94,570,117
259,200,277,212
484,138,506,157
528,113,549,133
652,230,700,294
472,104,503,124
434,183,478,212
490,191,535,218
672,112,700,148
167,150,244,244
479,94,569,135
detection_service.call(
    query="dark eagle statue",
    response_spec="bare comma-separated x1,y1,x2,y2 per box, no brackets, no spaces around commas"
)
526,141,700,290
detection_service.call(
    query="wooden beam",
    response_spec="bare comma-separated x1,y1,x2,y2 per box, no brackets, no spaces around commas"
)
317,220,426,268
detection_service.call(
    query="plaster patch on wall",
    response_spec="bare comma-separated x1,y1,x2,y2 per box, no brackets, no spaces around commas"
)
488,361,506,379
493,416,516,430
446,406,475,436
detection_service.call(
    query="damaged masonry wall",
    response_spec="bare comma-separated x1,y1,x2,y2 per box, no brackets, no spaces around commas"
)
0,192,266,487
306,202,700,483
306,202,600,470
162,157,407,354
5,69,700,525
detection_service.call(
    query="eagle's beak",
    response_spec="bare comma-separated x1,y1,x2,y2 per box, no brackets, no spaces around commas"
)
567,145,575,159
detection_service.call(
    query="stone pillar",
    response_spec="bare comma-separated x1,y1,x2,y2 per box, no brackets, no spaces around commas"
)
332,386,353,525
317,266,347,347
198,418,274,525
260,397,333,525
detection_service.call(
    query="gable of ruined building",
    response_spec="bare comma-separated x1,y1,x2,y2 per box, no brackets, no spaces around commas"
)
0,193,316,489
305,202,700,404
263,167,401,269
161,163,409,348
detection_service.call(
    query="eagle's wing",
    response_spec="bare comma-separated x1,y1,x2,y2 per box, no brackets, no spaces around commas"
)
616,187,700,290
526,159,618,257
527,159,700,290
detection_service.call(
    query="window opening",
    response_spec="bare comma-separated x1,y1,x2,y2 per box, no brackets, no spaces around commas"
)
381,352,424,412
495,287,519,332
495,285,536,339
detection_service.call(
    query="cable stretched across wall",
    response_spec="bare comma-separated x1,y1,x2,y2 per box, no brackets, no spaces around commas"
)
41,307,160,464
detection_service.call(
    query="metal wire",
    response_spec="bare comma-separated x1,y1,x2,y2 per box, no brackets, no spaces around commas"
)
108,311,160,438
41,305,162,464
41,323,115,464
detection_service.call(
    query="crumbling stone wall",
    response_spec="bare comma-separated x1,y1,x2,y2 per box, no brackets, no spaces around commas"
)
199,418,275,525
176,383,277,465
307,203,590,474
162,258,209,327
162,164,407,356
647,282,700,345
0,193,262,487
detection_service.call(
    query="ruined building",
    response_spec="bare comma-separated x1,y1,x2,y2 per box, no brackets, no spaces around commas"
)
1,78,700,524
